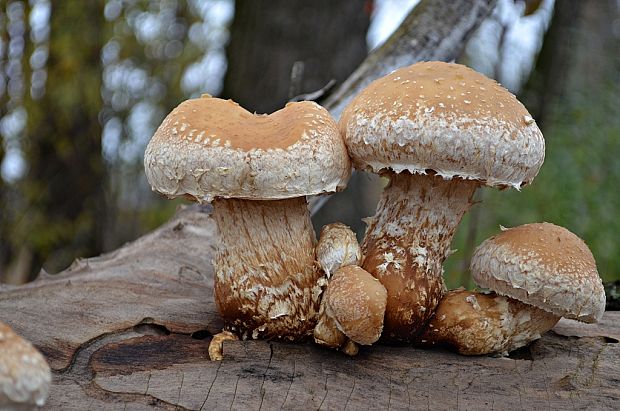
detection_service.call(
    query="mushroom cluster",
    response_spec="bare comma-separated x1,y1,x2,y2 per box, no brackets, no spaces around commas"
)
144,61,605,359
338,61,545,342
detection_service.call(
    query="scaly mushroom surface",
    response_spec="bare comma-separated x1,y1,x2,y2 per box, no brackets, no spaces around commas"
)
0,321,51,410
416,289,559,355
314,223,362,353
339,61,545,342
471,222,606,323
418,223,606,356
145,95,350,340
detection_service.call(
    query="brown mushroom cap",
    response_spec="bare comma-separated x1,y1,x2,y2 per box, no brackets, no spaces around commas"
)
471,222,606,323
145,96,351,202
0,322,51,409
324,265,387,345
339,61,544,189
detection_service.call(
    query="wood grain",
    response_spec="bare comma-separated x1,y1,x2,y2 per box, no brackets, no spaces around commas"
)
1,206,618,410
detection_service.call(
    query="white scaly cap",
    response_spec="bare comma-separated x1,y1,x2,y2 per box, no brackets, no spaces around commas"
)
144,95,351,202
339,61,545,189
471,222,606,323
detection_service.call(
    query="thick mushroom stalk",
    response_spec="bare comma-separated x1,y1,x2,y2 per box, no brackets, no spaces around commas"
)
361,171,477,341
415,289,559,355
213,197,320,341
144,96,351,341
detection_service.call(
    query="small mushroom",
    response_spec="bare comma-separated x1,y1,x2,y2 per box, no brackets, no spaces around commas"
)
322,265,387,346
314,223,363,353
418,223,606,355
338,61,545,342
0,322,51,410
145,95,351,341
208,331,239,361
315,223,362,278
471,222,606,323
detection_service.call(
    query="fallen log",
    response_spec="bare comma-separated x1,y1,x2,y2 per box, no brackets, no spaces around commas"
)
1,207,618,410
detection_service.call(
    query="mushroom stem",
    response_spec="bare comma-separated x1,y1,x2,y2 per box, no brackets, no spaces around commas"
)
416,290,560,355
212,197,322,341
361,171,478,342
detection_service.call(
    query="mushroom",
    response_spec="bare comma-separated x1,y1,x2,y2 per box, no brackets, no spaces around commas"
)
338,61,545,342
471,222,606,323
315,223,362,278
0,321,51,410
144,95,350,341
208,331,239,361
313,223,364,353
321,265,387,346
417,223,606,355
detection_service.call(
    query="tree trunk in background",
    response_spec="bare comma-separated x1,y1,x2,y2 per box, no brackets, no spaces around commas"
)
520,0,583,129
222,0,376,238
16,2,106,278
222,0,372,114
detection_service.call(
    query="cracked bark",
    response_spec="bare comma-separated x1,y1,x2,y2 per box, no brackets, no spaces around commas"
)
0,207,618,410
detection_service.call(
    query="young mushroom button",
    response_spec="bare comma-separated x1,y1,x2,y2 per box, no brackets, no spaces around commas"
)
314,223,366,354
144,95,351,341
323,265,388,346
338,61,545,342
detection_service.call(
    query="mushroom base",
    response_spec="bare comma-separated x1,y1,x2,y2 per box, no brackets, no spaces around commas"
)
416,289,560,355
212,197,321,341
361,171,478,342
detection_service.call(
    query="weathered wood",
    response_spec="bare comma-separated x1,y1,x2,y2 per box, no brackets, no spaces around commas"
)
1,207,618,410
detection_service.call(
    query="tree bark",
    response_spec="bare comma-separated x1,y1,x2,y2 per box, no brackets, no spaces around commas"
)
222,0,371,114
0,206,618,410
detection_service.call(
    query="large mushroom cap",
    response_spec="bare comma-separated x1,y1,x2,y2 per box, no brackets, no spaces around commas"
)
339,61,545,188
470,222,606,323
0,322,51,409
145,95,351,202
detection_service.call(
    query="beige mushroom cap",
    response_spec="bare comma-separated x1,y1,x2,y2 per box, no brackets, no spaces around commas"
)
0,322,51,410
471,222,606,323
339,61,545,189
145,96,351,202
324,265,387,345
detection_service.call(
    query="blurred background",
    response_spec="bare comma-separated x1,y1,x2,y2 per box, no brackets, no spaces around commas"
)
0,0,618,289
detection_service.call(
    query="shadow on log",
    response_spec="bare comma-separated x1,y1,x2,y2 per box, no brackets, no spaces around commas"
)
1,207,618,410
